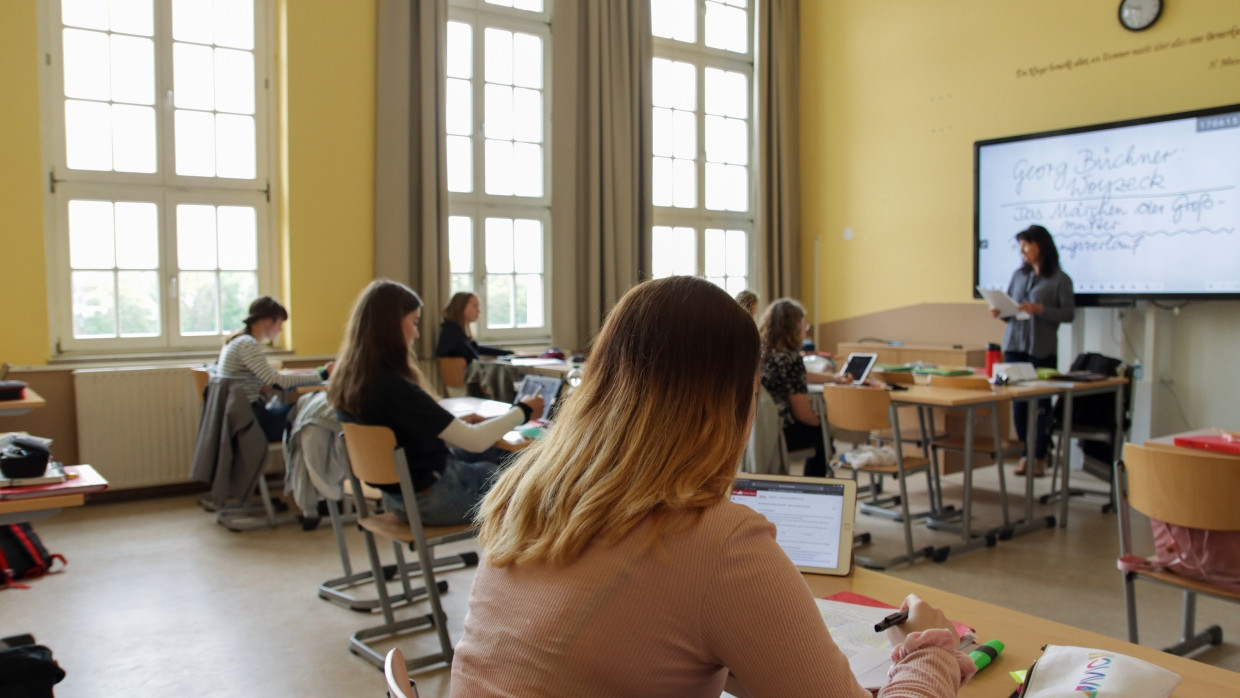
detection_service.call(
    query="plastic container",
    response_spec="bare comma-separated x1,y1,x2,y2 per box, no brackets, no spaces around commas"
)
985,343,1002,378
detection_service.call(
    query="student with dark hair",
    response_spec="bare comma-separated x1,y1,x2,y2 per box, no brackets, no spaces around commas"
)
330,280,541,525
452,276,975,697
217,296,330,442
990,224,1075,476
436,291,514,364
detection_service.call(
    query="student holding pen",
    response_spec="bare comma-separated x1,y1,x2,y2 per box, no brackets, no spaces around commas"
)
452,277,975,697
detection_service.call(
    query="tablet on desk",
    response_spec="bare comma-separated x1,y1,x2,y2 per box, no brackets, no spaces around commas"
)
839,352,878,385
513,375,561,421
730,474,857,576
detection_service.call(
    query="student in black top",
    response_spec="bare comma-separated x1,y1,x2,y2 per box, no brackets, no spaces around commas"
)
436,291,514,364
329,280,543,525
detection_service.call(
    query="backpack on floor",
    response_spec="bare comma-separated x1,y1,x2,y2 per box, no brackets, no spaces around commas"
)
0,524,66,589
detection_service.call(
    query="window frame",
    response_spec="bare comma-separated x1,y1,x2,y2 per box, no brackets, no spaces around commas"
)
446,1,553,343
40,0,279,356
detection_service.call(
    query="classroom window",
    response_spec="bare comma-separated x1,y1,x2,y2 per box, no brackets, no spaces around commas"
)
44,0,274,354
446,1,551,341
650,0,755,292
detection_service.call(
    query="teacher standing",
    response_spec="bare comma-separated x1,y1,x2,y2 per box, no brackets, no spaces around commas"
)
990,225,1074,477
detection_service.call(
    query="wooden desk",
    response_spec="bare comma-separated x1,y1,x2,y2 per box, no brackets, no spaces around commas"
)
837,342,986,368
803,568,1239,696
0,388,46,417
0,464,107,525
438,397,533,452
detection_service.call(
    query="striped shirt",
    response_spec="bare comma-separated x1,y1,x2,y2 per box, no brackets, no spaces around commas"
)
217,334,323,404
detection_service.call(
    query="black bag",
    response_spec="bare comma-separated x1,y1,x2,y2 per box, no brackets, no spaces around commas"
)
0,525,66,589
0,644,66,698
1050,352,1132,464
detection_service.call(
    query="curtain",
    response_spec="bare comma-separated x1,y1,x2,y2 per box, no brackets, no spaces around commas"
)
550,0,652,351
756,0,801,303
374,0,449,360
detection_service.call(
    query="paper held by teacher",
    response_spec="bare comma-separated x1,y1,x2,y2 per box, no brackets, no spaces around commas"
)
978,287,1030,320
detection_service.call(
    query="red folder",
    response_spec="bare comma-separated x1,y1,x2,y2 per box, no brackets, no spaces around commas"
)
1173,434,1240,456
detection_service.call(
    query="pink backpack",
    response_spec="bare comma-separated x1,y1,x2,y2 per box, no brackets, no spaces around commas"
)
1118,519,1240,593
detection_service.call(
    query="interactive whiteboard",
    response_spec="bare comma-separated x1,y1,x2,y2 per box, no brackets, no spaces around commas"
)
974,104,1240,303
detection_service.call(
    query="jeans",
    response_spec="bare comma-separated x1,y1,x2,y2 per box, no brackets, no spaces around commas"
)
382,455,502,526
252,401,294,443
784,420,830,477
1005,351,1058,459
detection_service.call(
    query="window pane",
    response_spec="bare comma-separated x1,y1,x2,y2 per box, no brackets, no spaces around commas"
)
651,0,695,42
63,29,110,101
62,0,108,30
705,162,726,211
653,107,672,157
446,22,472,79
512,143,542,197
177,204,218,269
217,206,257,269
515,273,543,327
672,158,695,208
652,58,674,108
214,0,255,50
65,100,113,170
220,271,258,330
448,216,473,273
704,228,724,277
484,139,513,195
68,200,116,269
672,110,695,159
485,218,514,274
447,135,472,193
72,271,117,338
171,0,212,44
216,113,256,179
110,34,155,105
486,275,514,329
512,33,542,89
114,202,159,269
118,270,161,336
652,157,673,207
705,2,747,53
111,104,157,173
179,271,220,335
513,0,543,11
672,61,695,111
484,28,513,85
485,84,513,140
215,48,255,114
652,226,696,277
450,274,473,297
512,88,541,143
726,229,748,275
725,275,747,296
446,78,472,136
512,219,542,273
726,164,748,212
175,110,216,176
706,68,748,118
174,42,215,110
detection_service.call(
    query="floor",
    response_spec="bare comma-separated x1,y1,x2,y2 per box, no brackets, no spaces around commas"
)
5,463,1237,697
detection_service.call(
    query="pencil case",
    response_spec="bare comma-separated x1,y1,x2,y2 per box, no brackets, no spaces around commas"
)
0,380,27,401
1012,644,1180,697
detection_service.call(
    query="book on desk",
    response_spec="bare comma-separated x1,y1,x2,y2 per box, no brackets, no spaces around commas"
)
0,465,109,500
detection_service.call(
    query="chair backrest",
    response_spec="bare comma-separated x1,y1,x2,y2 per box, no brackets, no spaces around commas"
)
341,423,401,486
740,386,787,475
438,357,467,388
192,366,212,404
1122,443,1240,531
384,647,419,698
819,385,892,433
873,370,914,386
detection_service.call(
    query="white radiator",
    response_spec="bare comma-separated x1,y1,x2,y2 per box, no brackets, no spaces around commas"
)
73,367,201,490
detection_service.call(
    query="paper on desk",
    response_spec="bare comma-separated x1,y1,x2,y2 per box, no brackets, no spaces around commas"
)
814,599,896,690
978,287,1030,320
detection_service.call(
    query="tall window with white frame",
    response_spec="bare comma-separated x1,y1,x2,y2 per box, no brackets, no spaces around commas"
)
650,0,754,296
45,0,273,354
445,0,551,342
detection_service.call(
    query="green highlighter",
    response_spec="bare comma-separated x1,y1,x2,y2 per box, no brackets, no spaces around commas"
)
969,639,1005,671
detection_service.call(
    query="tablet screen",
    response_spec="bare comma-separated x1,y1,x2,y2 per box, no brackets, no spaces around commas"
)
841,353,878,385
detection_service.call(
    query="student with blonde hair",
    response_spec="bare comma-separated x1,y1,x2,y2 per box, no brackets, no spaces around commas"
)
330,280,542,525
436,291,514,364
735,289,760,318
451,276,974,697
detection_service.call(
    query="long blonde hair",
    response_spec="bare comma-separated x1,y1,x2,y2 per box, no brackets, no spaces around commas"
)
477,276,761,567
329,279,435,415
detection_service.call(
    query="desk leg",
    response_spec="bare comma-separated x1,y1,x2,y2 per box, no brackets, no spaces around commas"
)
999,395,1057,538
990,407,1011,528
926,406,996,561
1057,394,1075,528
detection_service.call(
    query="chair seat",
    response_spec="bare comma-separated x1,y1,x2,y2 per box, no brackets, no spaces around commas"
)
931,436,1024,456
1132,567,1240,603
872,426,946,444
358,512,475,547
849,454,931,475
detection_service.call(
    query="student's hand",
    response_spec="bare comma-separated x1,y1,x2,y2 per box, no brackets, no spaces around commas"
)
520,395,545,420
1017,302,1043,315
989,307,1002,318
461,413,488,424
321,360,336,378
835,373,854,384
885,594,955,646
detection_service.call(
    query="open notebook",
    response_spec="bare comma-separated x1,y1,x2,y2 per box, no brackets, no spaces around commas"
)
729,474,857,576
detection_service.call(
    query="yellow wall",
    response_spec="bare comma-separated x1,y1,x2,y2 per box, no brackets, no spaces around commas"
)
800,1,1240,320
0,0,376,366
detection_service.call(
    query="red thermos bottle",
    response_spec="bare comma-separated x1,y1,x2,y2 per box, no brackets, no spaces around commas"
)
985,343,1002,378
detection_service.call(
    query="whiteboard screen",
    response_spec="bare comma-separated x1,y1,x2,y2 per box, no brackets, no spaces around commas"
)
974,104,1240,302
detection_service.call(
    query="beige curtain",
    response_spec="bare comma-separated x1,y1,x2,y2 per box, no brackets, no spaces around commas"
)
374,0,449,359
550,0,652,351
756,0,801,302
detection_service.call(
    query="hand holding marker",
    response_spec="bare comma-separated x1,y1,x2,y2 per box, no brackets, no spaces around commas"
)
968,640,1004,671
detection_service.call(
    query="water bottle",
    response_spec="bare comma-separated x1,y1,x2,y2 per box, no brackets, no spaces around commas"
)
565,364,584,396
985,343,1002,378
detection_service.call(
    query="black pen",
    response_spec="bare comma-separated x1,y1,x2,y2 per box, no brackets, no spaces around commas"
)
873,610,909,633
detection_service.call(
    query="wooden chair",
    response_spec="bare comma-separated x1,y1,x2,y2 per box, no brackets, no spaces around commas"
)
1118,443,1240,656
341,423,477,671
384,648,420,697
820,385,933,569
438,357,468,398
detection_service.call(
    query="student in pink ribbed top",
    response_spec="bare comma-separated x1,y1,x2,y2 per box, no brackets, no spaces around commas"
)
451,276,976,697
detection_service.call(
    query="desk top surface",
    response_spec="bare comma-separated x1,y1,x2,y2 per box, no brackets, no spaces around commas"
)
0,388,46,410
803,568,1237,696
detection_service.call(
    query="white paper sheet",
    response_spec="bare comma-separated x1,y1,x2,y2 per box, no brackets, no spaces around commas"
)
978,287,1030,320
814,599,897,690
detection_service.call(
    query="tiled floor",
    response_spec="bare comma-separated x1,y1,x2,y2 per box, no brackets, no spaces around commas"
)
6,463,1237,697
